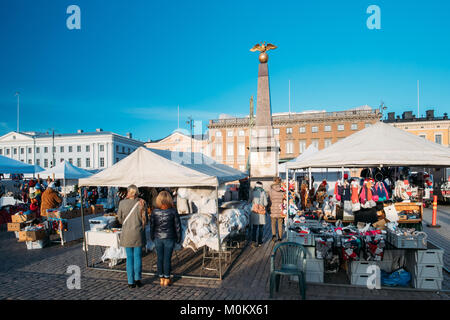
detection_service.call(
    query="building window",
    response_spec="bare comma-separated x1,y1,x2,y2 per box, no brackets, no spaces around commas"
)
99,145,104,152
43,146,48,153
299,140,306,153
60,146,64,152
238,143,245,156
36,147,40,153
299,126,306,133
68,146,73,152
227,143,234,156
77,145,81,152
77,158,81,167
311,139,319,149
435,134,442,145
13,148,17,155
215,131,222,137
216,144,222,157
227,131,233,137
86,158,91,167
128,148,131,154
325,138,332,148
116,145,119,152
365,123,371,128
27,159,32,164
351,123,358,130
60,158,64,163
311,126,318,133
44,159,48,168
273,128,280,135
286,142,293,154
324,125,331,132
6,148,10,155
36,159,40,166
20,148,24,154
86,145,90,152
0,149,2,155
286,128,293,134
100,157,105,167
122,146,125,153
419,135,426,139
28,147,32,154
337,124,345,131
239,130,245,136
68,158,73,164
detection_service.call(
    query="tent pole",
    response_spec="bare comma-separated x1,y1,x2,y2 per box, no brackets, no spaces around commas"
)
285,165,289,234
308,167,312,189
215,185,222,280
80,187,88,268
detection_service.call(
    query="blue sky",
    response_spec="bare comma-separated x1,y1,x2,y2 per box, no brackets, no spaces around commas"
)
0,0,449,142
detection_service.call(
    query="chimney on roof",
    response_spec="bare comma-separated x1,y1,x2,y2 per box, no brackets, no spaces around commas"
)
426,109,434,120
387,112,395,121
96,128,103,132
402,111,413,120
126,132,132,139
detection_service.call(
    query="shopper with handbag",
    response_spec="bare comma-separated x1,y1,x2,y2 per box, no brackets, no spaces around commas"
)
269,177,284,242
117,185,147,289
250,181,268,247
150,190,181,287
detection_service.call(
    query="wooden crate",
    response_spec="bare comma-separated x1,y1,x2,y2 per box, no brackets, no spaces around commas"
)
385,202,423,224
11,212,36,223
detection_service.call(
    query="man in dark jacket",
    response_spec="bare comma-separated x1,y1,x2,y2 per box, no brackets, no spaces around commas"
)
150,190,181,286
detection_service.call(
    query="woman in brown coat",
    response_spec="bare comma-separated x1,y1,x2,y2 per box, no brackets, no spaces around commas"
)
269,177,284,242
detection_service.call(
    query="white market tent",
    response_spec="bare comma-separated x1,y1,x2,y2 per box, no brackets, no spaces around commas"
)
286,121,450,169
38,160,93,180
0,155,39,174
278,145,319,173
79,147,247,188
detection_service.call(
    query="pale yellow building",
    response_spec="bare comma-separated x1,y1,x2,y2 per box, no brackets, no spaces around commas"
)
385,110,449,147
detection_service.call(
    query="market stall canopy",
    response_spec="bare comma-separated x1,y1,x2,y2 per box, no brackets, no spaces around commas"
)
286,121,450,169
0,155,39,174
37,161,93,180
23,165,45,178
278,145,318,173
78,147,247,188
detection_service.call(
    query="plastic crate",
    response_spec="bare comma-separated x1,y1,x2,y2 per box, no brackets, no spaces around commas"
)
350,260,394,275
412,277,442,290
290,271,324,283
407,242,444,265
410,264,443,279
386,230,427,249
287,230,315,246
26,240,47,250
305,259,324,273
350,274,372,287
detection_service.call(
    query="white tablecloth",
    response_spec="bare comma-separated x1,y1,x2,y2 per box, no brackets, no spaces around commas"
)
85,230,121,248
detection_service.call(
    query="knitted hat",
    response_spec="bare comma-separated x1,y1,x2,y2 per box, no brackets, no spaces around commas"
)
256,181,263,187
344,173,349,180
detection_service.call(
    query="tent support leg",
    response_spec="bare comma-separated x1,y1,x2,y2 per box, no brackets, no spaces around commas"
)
215,185,222,280
285,166,289,235
80,188,88,268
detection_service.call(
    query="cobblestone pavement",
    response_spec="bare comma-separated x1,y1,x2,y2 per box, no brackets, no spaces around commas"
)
0,205,449,300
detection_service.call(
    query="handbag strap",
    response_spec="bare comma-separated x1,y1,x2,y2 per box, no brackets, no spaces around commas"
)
122,201,140,226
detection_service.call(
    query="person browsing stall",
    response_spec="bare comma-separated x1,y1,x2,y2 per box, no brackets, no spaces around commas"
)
117,185,147,289
40,182,62,217
250,181,268,247
150,191,181,287
269,177,284,242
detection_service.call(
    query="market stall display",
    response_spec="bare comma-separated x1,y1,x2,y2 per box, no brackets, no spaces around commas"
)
78,147,248,280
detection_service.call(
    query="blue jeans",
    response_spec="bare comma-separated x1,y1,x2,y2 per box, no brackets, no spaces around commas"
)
125,247,142,284
252,224,264,244
154,238,175,278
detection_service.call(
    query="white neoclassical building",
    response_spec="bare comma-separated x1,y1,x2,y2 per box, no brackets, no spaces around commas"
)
0,129,145,170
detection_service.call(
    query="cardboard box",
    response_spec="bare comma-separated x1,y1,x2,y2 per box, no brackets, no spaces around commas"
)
7,222,24,232
94,204,104,214
11,212,36,223
18,229,47,242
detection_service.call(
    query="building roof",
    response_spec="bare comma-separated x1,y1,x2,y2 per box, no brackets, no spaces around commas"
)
148,130,209,143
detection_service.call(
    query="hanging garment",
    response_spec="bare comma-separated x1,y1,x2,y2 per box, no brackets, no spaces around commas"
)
350,180,360,204
375,181,389,202
341,184,351,202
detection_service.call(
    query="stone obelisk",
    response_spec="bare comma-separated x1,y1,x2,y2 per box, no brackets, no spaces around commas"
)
249,42,279,192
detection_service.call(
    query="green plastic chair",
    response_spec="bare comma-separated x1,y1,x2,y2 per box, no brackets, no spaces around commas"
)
270,241,307,299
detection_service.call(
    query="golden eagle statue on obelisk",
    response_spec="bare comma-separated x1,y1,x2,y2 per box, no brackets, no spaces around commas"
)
250,41,277,63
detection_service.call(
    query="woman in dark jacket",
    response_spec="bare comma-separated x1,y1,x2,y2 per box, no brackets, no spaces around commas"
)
150,190,181,287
